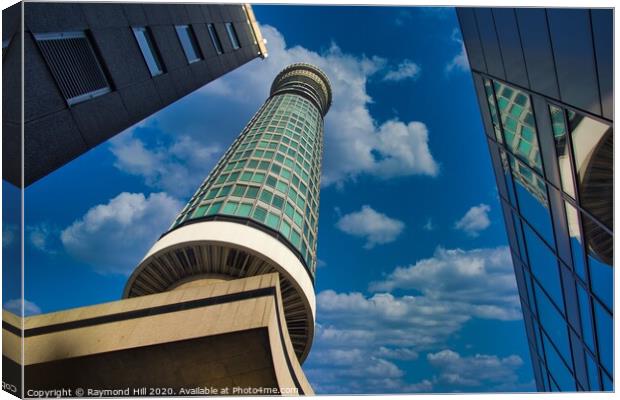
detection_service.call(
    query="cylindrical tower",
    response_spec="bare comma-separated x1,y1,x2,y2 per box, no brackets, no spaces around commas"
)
123,63,332,363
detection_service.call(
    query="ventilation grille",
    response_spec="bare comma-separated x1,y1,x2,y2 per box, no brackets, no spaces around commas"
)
34,31,111,105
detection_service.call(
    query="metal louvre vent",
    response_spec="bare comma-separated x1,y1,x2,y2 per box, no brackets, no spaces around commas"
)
34,31,111,105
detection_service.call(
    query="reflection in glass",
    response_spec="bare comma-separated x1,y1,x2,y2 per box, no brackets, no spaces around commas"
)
568,111,613,231
533,319,545,363
208,23,224,55
510,155,555,246
494,81,543,174
578,209,613,311
586,350,600,390
594,300,613,376
132,27,164,77
225,22,241,50
500,151,518,206
535,283,571,367
602,372,612,391
564,201,586,280
543,334,576,391
175,25,201,63
550,105,576,198
577,284,595,352
524,224,563,309
483,79,504,142
512,210,527,261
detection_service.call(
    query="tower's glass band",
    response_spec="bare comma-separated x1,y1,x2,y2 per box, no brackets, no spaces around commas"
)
168,64,332,279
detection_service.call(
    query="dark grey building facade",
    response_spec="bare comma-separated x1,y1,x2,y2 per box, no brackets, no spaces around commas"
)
457,8,613,392
2,2,267,187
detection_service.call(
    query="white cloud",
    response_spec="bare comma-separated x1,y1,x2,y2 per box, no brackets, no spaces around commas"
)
454,203,491,237
26,223,57,254
370,246,519,320
446,28,469,73
304,245,523,393
60,192,182,275
427,349,525,389
336,205,405,249
375,346,419,361
147,25,438,187
423,217,436,231
383,60,421,82
110,128,221,198
3,223,17,248
4,299,41,316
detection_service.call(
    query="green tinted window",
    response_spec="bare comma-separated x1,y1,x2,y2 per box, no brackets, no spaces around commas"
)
272,195,284,209
236,203,252,217
246,186,259,198
195,205,208,218
222,202,238,215
266,213,280,229
260,189,273,204
233,185,246,197
253,206,267,222
280,220,291,238
207,201,222,215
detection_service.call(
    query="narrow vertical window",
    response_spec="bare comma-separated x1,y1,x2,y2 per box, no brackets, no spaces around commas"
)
208,23,223,55
2,35,11,59
225,22,241,49
175,25,202,63
132,27,164,77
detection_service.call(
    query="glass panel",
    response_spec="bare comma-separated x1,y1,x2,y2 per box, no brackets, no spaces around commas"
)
581,213,613,311
602,372,612,391
280,220,291,238
523,224,563,310
208,23,223,54
132,27,164,76
523,269,537,315
593,300,613,375
483,79,503,142
535,282,571,366
207,201,222,215
260,189,273,204
577,284,595,352
564,201,586,281
194,205,208,218
236,203,252,217
586,351,601,390
501,151,518,206
272,195,284,210
543,334,577,391
175,25,201,63
494,81,542,174
266,213,279,230
253,206,267,222
222,201,237,215
549,105,576,198
568,111,613,230
512,211,527,261
510,155,555,246
225,22,241,49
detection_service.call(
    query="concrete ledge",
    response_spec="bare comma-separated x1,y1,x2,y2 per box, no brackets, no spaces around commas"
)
2,273,313,395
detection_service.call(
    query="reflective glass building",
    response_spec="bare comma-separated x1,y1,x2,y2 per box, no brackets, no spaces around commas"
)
457,8,613,392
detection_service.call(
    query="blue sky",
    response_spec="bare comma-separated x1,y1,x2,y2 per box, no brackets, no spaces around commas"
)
4,6,535,394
